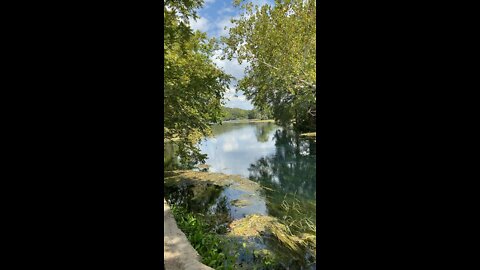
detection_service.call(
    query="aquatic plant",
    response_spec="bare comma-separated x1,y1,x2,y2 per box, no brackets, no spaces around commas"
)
170,204,238,269
279,195,316,235
170,204,287,269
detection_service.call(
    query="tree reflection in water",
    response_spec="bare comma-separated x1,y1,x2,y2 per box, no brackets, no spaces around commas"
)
248,129,316,227
254,122,276,142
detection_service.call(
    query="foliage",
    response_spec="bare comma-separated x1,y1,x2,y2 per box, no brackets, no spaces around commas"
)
171,204,285,269
221,106,251,120
221,106,272,121
248,108,273,120
164,0,233,165
170,205,237,269
222,0,316,131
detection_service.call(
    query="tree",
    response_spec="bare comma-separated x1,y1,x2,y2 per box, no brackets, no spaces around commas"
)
164,0,232,165
247,110,257,119
223,0,316,131
221,106,251,120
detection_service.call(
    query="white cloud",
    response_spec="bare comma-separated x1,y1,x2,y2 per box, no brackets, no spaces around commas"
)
195,3,262,110
211,49,249,80
215,15,239,37
188,17,209,32
223,86,250,105
224,86,236,100
218,6,234,14
225,98,253,110
212,51,252,110
223,88,253,110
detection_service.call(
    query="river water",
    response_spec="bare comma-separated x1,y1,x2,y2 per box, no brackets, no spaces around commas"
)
164,121,317,268
201,122,316,219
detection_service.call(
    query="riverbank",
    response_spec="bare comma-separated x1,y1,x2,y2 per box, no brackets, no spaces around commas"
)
223,119,275,123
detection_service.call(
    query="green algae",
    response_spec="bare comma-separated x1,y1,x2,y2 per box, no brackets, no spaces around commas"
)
165,170,263,194
228,214,315,257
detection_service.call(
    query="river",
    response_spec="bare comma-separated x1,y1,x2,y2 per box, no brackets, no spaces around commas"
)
202,122,316,217
164,121,317,269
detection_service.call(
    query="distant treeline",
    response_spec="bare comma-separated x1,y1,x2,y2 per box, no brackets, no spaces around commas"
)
222,106,272,121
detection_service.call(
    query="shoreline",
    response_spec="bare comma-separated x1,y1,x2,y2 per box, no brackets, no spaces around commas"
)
222,119,275,123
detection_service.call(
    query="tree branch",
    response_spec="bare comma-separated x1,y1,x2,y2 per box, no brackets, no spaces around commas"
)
256,59,316,91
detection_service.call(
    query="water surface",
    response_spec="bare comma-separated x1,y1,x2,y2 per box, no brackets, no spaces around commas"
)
200,122,316,223
164,122,317,269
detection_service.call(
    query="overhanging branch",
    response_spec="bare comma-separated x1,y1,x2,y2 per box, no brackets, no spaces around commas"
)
256,59,316,92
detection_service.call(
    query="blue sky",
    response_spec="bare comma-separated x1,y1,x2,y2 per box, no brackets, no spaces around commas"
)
189,0,274,110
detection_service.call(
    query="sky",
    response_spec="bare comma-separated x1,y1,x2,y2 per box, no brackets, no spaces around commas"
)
189,0,274,110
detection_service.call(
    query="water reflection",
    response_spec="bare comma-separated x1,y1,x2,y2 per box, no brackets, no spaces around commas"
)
200,123,316,223
202,124,316,200
248,129,316,200
166,122,317,221
199,122,279,176
215,187,268,219
247,129,317,227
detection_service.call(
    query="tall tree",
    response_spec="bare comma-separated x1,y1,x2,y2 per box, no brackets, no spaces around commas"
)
164,0,232,165
223,0,316,131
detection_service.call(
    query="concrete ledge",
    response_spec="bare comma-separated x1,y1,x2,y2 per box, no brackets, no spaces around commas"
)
164,199,214,270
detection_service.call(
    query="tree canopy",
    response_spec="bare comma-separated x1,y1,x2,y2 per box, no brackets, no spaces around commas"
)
164,0,232,165
221,106,250,120
223,0,316,131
